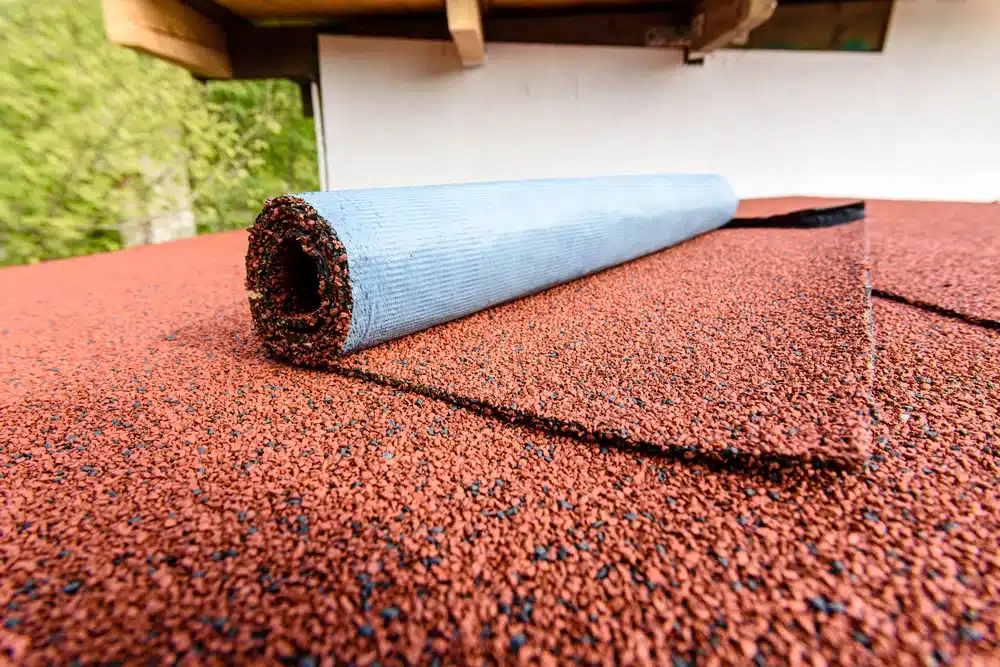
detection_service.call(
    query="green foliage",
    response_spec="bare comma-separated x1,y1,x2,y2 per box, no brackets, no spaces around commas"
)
0,0,318,266
194,80,320,234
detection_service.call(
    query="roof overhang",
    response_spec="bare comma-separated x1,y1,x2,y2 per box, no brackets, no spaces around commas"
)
101,0,783,78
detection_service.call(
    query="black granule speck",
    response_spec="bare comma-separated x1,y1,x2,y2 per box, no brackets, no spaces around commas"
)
808,596,829,614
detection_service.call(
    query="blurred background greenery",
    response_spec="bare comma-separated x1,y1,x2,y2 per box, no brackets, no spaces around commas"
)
0,0,319,267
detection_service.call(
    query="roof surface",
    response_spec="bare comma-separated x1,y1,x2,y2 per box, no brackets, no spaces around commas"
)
0,199,998,665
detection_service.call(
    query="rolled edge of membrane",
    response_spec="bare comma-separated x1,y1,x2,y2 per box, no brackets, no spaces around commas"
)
246,175,738,364
245,195,353,367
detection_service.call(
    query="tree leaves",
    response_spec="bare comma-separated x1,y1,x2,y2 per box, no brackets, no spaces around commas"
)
0,0,319,265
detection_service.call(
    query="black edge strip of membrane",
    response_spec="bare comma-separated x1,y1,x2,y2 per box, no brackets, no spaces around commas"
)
872,290,1000,332
724,201,866,230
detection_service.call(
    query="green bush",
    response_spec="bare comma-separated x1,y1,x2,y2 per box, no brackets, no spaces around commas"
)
0,0,318,266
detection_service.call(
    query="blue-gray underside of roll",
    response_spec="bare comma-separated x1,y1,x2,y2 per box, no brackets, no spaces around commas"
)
247,174,739,363
301,174,737,354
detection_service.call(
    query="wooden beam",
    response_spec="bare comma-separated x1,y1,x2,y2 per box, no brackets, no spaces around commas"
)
446,0,485,66
324,7,694,49
689,0,776,54
215,0,698,19
228,25,318,80
102,0,233,78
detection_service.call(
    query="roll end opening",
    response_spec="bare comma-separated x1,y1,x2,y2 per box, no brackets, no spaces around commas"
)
245,195,354,366
272,238,323,317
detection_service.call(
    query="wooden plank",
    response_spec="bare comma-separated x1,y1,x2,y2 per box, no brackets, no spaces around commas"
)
320,7,693,48
446,0,485,65
228,25,318,80
217,0,437,15
690,0,776,54
149,7,690,80
102,0,232,78
216,0,682,19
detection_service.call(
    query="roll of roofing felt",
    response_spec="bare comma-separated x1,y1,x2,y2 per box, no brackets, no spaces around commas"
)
245,174,738,365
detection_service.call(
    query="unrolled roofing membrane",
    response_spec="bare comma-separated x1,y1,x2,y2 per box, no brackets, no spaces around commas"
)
245,174,739,364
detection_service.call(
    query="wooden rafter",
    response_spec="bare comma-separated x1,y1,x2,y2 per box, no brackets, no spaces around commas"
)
102,0,233,78
446,0,485,66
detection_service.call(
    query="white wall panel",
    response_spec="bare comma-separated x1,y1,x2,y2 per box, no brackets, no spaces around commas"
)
319,0,1000,201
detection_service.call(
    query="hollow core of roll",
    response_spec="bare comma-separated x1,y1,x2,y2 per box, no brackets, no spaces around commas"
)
245,195,353,366
272,239,322,317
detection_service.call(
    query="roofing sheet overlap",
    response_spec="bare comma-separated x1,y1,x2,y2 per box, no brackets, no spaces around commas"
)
334,220,873,468
867,200,1000,326
1,200,998,666
739,198,1000,326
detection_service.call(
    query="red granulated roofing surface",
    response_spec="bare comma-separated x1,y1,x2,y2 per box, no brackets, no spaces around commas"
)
1,200,998,666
